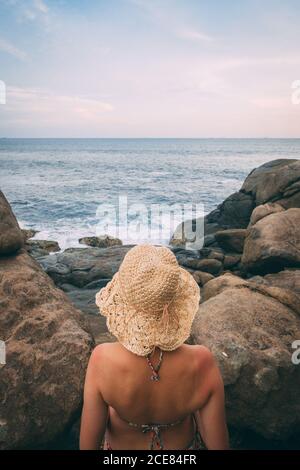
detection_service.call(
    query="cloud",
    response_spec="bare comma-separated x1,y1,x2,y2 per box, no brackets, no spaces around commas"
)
3,86,114,132
177,28,212,42
33,0,48,14
4,0,50,23
251,96,289,109
130,0,213,43
7,86,113,112
0,37,27,61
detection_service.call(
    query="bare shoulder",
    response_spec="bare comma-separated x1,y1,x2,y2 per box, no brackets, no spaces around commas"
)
88,342,119,369
187,345,222,382
184,344,216,366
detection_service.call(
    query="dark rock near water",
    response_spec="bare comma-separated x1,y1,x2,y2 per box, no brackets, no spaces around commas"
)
195,258,223,275
206,191,255,230
215,229,247,254
170,159,300,249
21,228,39,241
0,191,24,256
38,245,133,288
202,248,225,262
79,235,122,248
192,270,214,287
178,256,222,275
25,239,61,258
223,254,241,269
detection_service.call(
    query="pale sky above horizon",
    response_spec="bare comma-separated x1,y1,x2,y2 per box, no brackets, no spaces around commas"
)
0,0,300,138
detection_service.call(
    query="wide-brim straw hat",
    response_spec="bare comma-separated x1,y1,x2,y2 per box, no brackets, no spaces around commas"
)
95,244,200,356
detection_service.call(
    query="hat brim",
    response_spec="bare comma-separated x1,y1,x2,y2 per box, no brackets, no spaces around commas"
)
95,267,200,356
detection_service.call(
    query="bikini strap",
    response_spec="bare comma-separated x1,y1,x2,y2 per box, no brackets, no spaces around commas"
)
124,418,184,450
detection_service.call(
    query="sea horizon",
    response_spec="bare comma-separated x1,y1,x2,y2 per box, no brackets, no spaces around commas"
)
1,137,300,140
1,137,300,250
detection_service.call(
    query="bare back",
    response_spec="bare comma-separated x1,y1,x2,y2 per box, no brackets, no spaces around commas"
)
80,342,229,450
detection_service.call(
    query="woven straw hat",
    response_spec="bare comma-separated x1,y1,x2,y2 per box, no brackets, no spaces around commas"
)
95,244,200,356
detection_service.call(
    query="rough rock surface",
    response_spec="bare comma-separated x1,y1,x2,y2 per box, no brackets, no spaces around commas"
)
21,228,39,241
249,269,300,294
242,208,300,274
241,159,300,206
205,191,255,231
192,270,214,287
25,239,61,258
223,254,241,269
215,229,247,254
0,250,94,449
79,235,122,248
0,191,24,256
191,277,300,440
248,203,284,226
201,272,249,302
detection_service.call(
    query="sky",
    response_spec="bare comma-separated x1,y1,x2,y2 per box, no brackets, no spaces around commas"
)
0,0,300,138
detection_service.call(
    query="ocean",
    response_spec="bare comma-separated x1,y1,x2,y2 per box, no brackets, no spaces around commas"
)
1,138,300,250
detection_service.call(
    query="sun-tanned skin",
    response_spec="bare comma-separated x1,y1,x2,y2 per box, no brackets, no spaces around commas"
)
80,342,229,450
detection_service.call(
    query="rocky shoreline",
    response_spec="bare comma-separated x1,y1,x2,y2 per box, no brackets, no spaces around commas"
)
1,158,300,449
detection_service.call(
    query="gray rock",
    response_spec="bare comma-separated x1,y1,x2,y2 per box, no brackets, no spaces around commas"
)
215,229,247,254
223,254,241,269
79,234,122,248
179,256,222,275
206,191,255,229
0,191,24,256
25,239,61,258
192,271,214,287
21,228,39,241
38,245,134,288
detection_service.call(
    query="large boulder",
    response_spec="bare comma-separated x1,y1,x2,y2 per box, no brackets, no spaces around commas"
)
0,250,94,449
242,208,300,274
191,277,300,440
0,191,24,256
241,159,300,207
170,159,300,249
